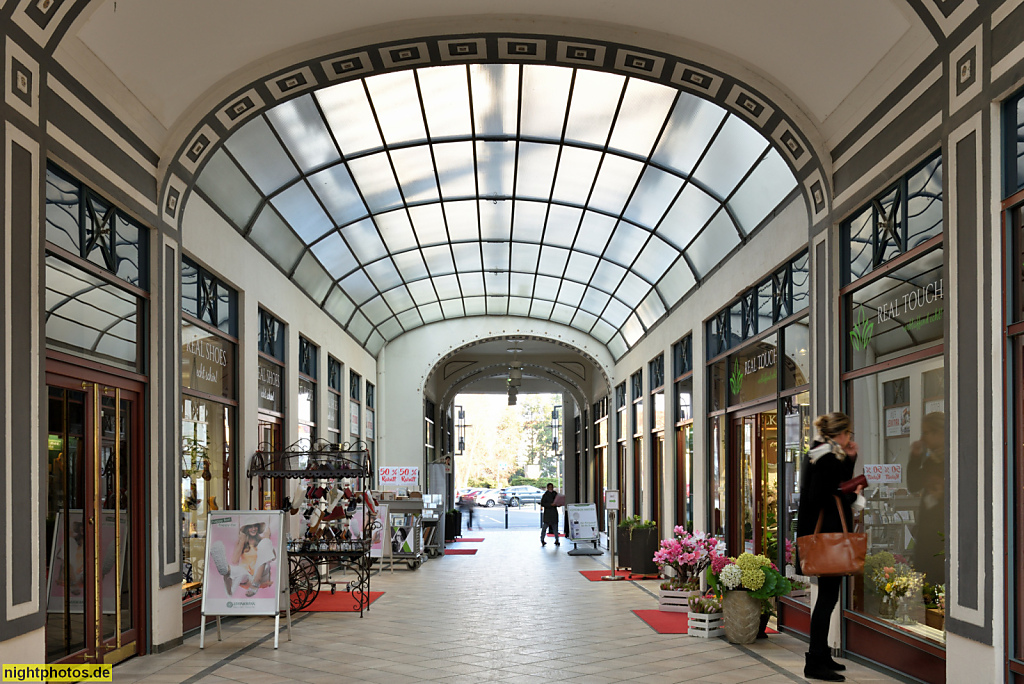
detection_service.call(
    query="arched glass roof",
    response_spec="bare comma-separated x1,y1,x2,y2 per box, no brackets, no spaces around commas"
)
194,63,797,358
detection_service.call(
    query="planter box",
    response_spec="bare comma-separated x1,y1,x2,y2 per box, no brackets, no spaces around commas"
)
629,527,659,576
615,528,632,570
788,589,811,600
688,611,724,638
658,589,692,613
925,608,944,631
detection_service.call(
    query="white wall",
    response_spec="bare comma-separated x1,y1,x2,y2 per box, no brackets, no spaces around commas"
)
610,195,810,531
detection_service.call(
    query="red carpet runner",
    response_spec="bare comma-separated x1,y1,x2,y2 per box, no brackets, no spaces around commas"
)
578,570,659,582
444,548,477,555
632,609,779,635
457,538,485,542
300,591,384,612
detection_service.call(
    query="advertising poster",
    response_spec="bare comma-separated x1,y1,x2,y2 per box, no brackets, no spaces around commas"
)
565,503,599,542
884,406,911,437
201,511,284,616
390,513,417,553
369,504,389,558
46,510,128,614
379,466,419,488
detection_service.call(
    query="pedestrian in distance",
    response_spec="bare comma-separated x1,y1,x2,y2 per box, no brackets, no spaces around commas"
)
540,483,560,546
797,412,866,682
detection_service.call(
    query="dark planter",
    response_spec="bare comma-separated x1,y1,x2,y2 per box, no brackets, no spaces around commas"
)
629,527,659,576
615,528,632,570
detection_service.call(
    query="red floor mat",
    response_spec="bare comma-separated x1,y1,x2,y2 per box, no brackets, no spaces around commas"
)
632,609,779,635
444,548,478,555
299,591,383,612
457,538,485,542
578,570,659,581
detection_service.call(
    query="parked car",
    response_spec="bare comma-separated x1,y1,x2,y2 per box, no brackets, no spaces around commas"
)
474,489,499,507
456,488,482,505
499,485,546,506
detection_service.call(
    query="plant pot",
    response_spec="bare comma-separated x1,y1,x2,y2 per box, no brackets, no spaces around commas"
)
925,608,944,631
658,589,692,613
687,611,724,638
629,527,659,576
722,590,761,644
615,528,632,570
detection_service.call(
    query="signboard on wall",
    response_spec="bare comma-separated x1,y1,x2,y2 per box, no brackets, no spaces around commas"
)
366,410,374,440
183,321,234,399
257,358,282,413
863,464,902,483
349,402,360,437
379,466,419,487
884,406,911,437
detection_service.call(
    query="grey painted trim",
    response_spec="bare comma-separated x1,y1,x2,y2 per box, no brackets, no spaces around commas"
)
159,242,180,587
813,238,828,418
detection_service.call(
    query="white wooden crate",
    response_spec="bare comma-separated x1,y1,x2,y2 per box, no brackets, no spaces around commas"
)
687,611,724,638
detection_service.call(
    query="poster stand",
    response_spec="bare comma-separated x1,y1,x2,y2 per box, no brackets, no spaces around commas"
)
198,510,292,649
565,502,604,556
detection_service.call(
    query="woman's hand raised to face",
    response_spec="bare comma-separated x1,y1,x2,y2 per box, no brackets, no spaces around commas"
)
843,439,858,457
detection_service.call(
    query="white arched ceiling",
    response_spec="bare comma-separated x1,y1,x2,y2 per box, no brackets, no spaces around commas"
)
177,36,805,360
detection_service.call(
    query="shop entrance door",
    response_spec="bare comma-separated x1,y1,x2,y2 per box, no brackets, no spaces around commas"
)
257,416,282,509
45,370,142,665
731,406,778,557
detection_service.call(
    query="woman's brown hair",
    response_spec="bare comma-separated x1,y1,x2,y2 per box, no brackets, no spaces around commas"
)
814,411,851,438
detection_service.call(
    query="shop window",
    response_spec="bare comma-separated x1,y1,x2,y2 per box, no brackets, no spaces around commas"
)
615,382,627,443
258,309,285,362
327,357,342,443
1003,89,1024,197
631,370,643,437
366,382,375,466
727,334,777,406
182,256,237,337
298,337,317,443
709,415,727,537
672,335,692,379
424,398,435,463
780,392,811,603
350,370,362,441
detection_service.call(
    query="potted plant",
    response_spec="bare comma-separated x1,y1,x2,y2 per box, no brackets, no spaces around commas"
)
654,528,724,612
629,519,659,576
616,515,640,571
707,552,792,644
686,592,724,638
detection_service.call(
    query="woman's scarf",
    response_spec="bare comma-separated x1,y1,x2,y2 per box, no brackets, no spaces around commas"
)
808,434,846,463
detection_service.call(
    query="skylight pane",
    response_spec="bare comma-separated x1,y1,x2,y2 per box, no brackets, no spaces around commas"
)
623,167,684,229
389,146,440,204
422,245,456,275
657,183,719,250
477,140,515,198
376,209,418,253
195,149,261,229
566,250,599,281
311,231,358,279
608,79,677,157
365,332,385,354
397,308,423,329
564,70,624,147
633,234,676,282
591,319,616,344
656,258,696,304
511,242,540,272
589,156,643,215
408,279,437,305
434,141,476,199
309,165,368,227
365,258,403,291
603,297,631,327
292,252,332,302
452,242,482,272
464,297,486,316
621,313,645,345
516,142,558,200
727,150,796,235
557,280,585,307
366,70,428,146
433,274,461,299
581,287,611,314
604,222,649,268
520,65,571,140
384,286,415,312
692,115,768,199
340,269,378,304
508,297,532,316
470,63,519,137
444,200,479,242
341,218,387,264
418,65,472,139
270,181,333,242
543,205,582,248
685,210,740,278
535,274,561,297
551,146,601,206
225,116,299,194
317,80,383,155
266,95,341,174
530,299,554,319
571,310,597,333
347,312,372,342
479,199,512,241
419,301,444,323
324,286,356,323
592,260,626,292
362,296,392,325
482,241,510,271
652,94,726,176
537,246,570,277
485,271,510,296
348,153,403,213
616,271,650,306
512,200,547,242
378,318,404,339
409,204,448,246
248,205,304,272
392,250,429,282
441,299,464,317
574,212,616,255
486,296,508,316
510,273,535,297
551,303,575,324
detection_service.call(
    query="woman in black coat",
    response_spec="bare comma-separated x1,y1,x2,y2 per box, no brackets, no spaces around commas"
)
797,412,865,682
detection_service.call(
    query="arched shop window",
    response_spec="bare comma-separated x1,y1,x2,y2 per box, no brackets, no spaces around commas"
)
673,335,693,532
180,256,237,619
840,151,945,645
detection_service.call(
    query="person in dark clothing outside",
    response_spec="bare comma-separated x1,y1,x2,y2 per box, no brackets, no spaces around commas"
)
540,483,560,546
907,411,945,586
797,412,865,682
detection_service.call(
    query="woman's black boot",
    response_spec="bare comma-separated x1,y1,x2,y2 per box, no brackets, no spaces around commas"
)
823,655,846,671
804,653,846,681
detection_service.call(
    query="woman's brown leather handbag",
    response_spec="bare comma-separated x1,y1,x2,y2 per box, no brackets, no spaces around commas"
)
796,495,867,577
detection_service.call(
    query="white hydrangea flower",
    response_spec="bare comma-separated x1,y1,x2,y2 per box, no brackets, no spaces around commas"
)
720,564,742,590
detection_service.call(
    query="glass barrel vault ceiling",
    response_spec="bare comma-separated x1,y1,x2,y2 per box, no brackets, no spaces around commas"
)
194,63,797,359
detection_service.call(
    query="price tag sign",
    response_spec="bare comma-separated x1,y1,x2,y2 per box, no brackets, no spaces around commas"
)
604,489,619,509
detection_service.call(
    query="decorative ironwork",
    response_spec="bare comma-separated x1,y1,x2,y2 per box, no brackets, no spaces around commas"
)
247,438,370,478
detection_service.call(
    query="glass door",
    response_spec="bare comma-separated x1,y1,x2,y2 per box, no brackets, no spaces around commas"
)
46,375,140,665
731,407,778,556
257,417,282,510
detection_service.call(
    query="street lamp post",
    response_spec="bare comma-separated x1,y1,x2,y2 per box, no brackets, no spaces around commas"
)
551,405,562,490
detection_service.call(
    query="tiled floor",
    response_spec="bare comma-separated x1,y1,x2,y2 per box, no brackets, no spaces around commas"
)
116,529,901,683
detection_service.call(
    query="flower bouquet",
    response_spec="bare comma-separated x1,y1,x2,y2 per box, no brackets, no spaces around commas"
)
871,562,924,622
653,528,724,591
686,591,725,638
706,553,793,644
